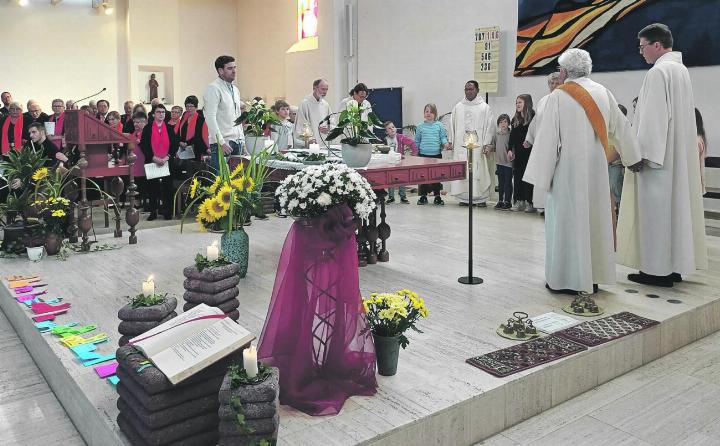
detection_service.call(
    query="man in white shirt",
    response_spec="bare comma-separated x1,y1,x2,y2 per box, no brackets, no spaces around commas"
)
203,55,245,172
293,79,331,148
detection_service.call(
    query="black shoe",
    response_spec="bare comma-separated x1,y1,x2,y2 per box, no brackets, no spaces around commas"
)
386,196,395,204
417,196,428,205
400,197,410,204
255,214,269,221
163,213,172,220
434,196,444,205
147,213,157,221
670,273,682,283
545,283,581,295
502,202,512,210
627,271,673,288
476,202,487,208
593,284,599,293
494,202,503,209
459,202,470,207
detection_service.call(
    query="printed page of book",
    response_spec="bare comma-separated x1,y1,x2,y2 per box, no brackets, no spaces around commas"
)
151,317,255,384
130,304,223,358
532,312,580,333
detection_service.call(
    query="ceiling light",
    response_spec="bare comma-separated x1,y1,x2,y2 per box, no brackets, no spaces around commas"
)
18,0,29,7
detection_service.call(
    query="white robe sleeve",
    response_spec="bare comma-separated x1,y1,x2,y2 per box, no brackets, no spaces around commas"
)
448,104,458,146
634,68,670,166
523,92,560,191
607,91,641,166
482,104,495,147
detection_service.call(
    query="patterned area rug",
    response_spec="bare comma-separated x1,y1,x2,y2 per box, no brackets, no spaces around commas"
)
555,311,659,347
466,335,588,378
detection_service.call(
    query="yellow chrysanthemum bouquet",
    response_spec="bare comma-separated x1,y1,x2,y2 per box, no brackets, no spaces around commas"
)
176,143,272,233
362,289,429,348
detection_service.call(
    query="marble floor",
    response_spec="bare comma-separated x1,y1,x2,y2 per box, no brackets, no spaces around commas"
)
1,196,719,446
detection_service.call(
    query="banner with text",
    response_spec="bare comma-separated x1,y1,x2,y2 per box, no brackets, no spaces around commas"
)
474,26,500,94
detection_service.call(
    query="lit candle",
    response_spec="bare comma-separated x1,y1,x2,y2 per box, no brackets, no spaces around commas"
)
464,131,477,147
243,344,258,378
207,240,219,261
142,275,154,297
302,122,313,139
308,143,320,154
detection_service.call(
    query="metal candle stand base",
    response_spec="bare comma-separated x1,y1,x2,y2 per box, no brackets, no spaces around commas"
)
496,311,540,341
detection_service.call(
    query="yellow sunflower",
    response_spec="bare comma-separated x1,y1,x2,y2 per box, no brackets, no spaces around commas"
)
195,213,207,231
217,185,233,210
51,210,66,218
230,162,244,179
189,177,200,199
244,177,255,192
198,198,215,222
207,176,221,195
208,197,228,220
32,167,49,181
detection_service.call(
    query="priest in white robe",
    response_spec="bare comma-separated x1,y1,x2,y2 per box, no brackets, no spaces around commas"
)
448,80,495,206
617,24,707,287
293,78,332,148
524,72,562,210
524,49,642,294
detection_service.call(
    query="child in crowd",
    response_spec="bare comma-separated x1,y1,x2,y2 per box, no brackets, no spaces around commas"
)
384,120,417,204
491,114,513,210
414,104,450,205
272,99,294,151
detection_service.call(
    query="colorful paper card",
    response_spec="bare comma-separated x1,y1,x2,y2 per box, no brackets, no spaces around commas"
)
107,376,120,386
6,275,40,282
94,362,118,378
70,343,115,366
51,324,97,337
36,321,78,333
15,284,48,294
16,291,48,302
31,302,71,315
32,314,58,322
60,333,109,348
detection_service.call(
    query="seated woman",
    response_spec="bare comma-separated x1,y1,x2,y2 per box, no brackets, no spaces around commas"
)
178,95,208,161
140,105,178,221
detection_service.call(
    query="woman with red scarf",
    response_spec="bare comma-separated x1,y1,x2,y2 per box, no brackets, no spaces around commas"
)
178,96,208,161
1,102,29,157
140,104,178,221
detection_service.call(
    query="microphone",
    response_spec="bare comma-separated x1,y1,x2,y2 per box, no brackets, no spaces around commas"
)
76,88,107,104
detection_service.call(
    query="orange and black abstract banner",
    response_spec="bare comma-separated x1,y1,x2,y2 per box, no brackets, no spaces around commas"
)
515,0,720,76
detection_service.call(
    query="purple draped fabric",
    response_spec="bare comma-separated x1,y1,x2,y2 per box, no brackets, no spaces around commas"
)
257,204,377,416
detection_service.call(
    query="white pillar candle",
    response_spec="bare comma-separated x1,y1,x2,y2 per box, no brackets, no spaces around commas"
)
243,344,258,378
207,240,219,261
308,143,320,154
142,275,154,297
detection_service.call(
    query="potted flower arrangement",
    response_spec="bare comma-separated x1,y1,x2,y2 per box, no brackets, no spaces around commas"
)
275,163,376,220
0,146,47,253
34,196,70,255
362,289,429,376
176,149,271,278
326,99,382,168
235,98,281,155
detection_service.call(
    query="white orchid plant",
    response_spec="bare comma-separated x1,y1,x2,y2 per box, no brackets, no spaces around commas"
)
275,164,377,220
326,99,382,146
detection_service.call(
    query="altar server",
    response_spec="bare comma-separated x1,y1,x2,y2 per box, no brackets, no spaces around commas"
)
617,23,707,287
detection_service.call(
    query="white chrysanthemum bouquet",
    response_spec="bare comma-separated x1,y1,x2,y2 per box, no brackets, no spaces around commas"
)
275,164,377,220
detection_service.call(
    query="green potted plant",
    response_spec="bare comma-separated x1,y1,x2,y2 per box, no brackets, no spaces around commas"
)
0,146,48,253
176,147,271,278
326,99,382,168
235,98,281,155
362,289,429,376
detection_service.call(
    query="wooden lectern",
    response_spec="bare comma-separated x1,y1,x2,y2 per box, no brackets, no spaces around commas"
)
63,110,140,250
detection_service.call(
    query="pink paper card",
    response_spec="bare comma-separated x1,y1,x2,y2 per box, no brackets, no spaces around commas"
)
31,302,71,314
16,290,48,302
32,314,57,322
94,362,118,378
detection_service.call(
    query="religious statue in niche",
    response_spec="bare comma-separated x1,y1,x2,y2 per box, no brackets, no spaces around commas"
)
148,73,159,101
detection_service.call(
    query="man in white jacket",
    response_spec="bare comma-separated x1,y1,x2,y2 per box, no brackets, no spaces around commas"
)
203,55,245,172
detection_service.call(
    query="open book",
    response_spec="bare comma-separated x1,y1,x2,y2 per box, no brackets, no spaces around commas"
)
128,304,254,385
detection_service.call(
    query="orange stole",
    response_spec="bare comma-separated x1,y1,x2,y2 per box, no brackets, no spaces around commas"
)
557,81,618,249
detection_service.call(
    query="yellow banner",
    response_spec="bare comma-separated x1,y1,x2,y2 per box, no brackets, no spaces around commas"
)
474,26,501,94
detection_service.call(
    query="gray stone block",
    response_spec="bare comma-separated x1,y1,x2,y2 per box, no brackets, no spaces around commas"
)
119,335,132,347
118,389,219,429
226,309,240,321
217,432,277,446
183,263,239,281
184,298,239,314
118,414,218,446
218,397,278,420
117,375,224,413
218,368,279,404
118,312,177,336
183,275,240,294
118,297,178,322
218,414,279,436
183,287,239,305
117,407,219,446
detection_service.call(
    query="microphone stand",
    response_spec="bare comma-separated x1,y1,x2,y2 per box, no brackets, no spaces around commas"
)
458,139,483,285
75,88,107,104
318,113,342,158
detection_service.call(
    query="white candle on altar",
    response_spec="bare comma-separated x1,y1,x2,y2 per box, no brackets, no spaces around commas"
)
207,240,219,261
308,143,320,154
142,275,155,297
243,344,258,378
